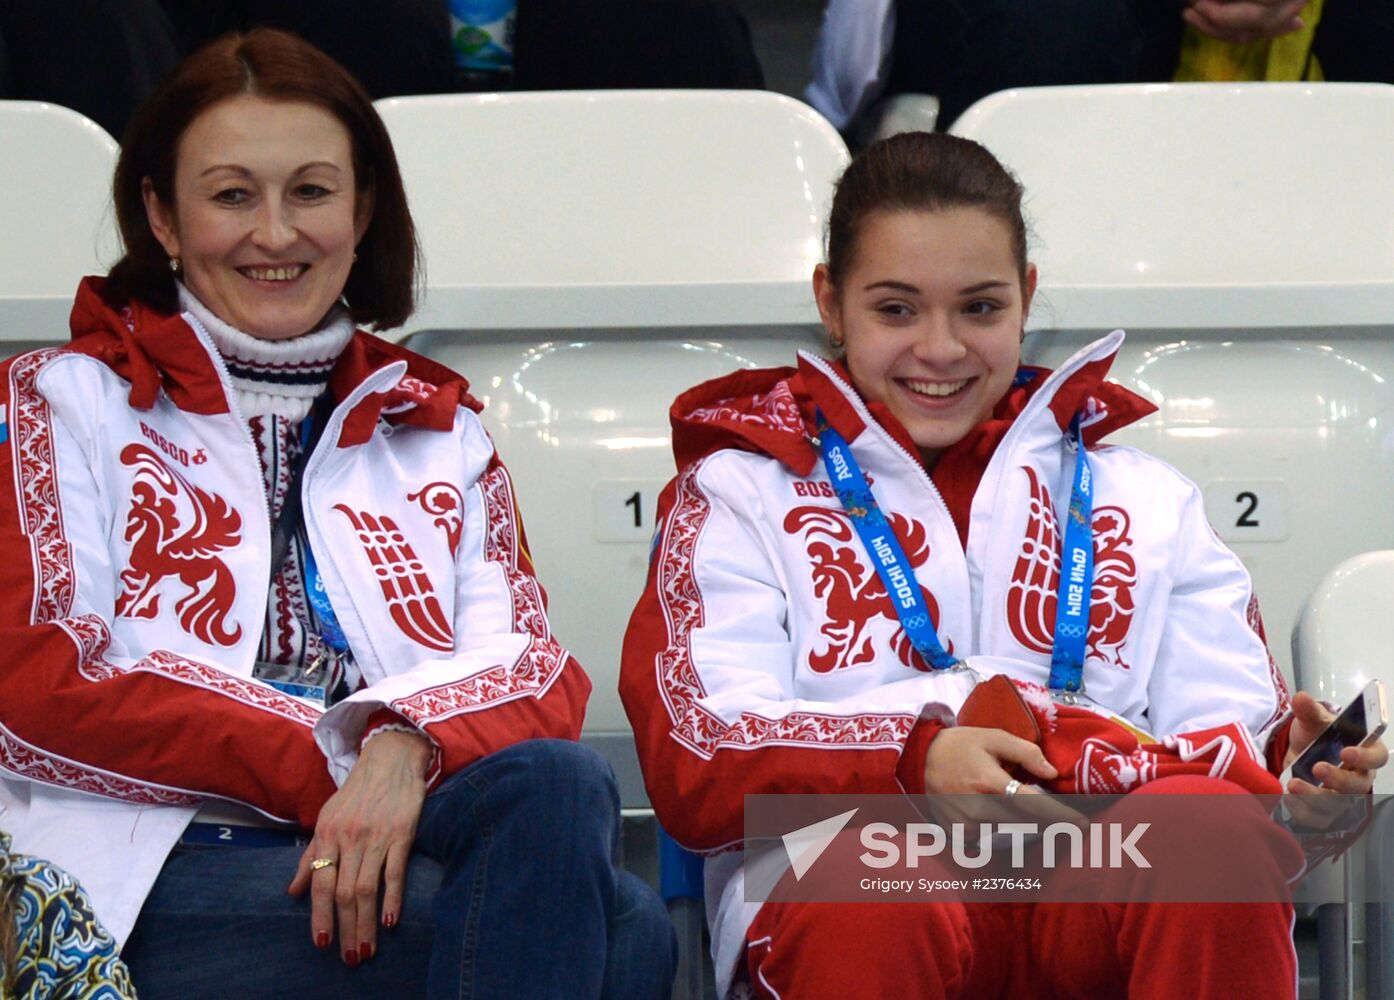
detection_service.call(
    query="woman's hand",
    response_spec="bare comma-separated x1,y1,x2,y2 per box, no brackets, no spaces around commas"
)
288,729,433,965
921,727,1083,828
1282,692,1388,828
1284,692,1388,792
1183,0,1307,44
922,726,1056,796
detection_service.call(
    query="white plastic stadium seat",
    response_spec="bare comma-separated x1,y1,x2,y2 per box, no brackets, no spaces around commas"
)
0,102,121,348
1294,551,1394,795
1293,551,1394,995
869,93,940,142
376,91,850,804
951,83,1394,695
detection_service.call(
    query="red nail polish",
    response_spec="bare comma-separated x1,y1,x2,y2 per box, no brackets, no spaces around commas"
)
383,913,397,929
345,948,360,969
360,941,373,961
315,932,330,950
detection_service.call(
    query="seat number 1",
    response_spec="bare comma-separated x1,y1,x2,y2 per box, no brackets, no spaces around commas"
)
593,481,666,542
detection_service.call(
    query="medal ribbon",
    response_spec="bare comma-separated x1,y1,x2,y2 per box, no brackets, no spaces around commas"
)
817,413,959,671
816,404,1094,691
1047,412,1093,694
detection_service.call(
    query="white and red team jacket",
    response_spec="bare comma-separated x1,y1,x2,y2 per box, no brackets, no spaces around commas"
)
0,279,590,943
621,330,1293,995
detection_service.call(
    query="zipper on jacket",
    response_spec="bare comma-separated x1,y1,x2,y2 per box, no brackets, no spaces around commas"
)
799,352,957,524
296,363,413,686
180,314,275,595
299,401,380,682
964,338,1125,536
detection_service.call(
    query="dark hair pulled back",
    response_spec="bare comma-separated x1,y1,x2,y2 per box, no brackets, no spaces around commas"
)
106,28,418,329
825,131,1028,287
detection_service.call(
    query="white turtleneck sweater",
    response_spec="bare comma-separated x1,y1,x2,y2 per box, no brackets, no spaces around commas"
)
179,285,354,422
179,286,356,688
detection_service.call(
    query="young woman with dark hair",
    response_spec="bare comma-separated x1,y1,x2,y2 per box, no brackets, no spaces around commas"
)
621,130,1386,999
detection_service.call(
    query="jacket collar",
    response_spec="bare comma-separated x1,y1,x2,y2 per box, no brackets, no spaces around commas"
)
1021,330,1156,446
69,276,228,414
793,353,925,465
329,335,481,447
668,331,1157,475
66,277,480,440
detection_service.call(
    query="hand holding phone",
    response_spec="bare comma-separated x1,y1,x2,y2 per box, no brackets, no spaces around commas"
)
1283,680,1388,789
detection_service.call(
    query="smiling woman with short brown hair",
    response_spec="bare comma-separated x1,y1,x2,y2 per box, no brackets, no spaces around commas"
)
0,28,672,998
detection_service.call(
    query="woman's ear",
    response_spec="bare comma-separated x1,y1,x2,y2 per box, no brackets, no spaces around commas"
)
1022,263,1039,323
812,263,844,348
354,185,376,243
142,178,181,260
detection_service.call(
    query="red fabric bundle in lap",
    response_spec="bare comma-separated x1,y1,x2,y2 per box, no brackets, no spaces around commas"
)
957,675,1281,795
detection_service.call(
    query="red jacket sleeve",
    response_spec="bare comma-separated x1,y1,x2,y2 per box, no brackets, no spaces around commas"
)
315,453,591,783
620,463,956,853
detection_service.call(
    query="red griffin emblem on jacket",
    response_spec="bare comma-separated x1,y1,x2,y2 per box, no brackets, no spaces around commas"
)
1007,466,1137,669
334,505,454,652
783,505,946,673
115,443,244,646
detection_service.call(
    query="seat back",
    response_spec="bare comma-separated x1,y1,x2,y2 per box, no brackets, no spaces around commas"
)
953,84,1394,688
0,102,121,347
378,92,849,796
1293,550,1394,997
1293,551,1394,795
376,90,848,336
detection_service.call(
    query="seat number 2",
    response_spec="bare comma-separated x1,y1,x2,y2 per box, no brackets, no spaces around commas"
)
1202,481,1289,542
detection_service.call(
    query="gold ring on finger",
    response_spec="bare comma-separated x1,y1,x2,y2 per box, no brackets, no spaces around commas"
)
310,857,337,872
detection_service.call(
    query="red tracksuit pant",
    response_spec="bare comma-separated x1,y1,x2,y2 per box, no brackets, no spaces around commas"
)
744,777,1299,999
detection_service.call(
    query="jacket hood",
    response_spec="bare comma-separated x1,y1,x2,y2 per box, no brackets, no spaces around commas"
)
65,276,480,436
670,331,1157,474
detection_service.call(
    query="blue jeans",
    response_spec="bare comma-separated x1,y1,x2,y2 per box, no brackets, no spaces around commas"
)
123,740,676,998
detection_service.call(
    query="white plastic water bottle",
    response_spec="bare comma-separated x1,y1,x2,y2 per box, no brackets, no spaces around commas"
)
449,0,517,82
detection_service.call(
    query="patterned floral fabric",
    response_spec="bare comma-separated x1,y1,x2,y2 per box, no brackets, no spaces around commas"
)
0,834,136,999
248,413,338,679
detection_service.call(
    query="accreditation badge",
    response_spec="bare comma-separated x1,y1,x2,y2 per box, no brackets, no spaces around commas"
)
252,650,344,708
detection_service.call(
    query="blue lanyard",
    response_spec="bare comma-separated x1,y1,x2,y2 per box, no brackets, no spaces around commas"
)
302,544,350,654
297,409,350,655
1048,413,1093,694
816,413,959,671
815,406,1094,691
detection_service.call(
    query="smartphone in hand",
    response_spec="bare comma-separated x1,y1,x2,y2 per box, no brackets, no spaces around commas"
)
1285,679,1388,787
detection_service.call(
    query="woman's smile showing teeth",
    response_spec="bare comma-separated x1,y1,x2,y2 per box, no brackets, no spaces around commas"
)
902,377,971,399
240,264,308,282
